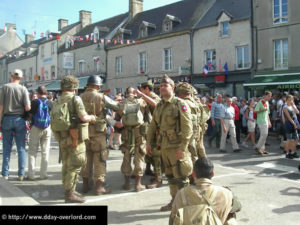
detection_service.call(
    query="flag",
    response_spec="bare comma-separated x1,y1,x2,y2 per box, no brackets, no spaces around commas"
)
90,33,94,41
107,39,111,44
100,38,104,44
71,39,74,46
126,39,130,45
202,65,209,77
3,26,7,32
32,31,36,37
49,34,53,40
40,32,44,38
120,40,123,45
85,35,89,41
113,39,117,45
56,34,60,40
224,62,229,76
132,40,136,44
218,60,222,72
137,40,141,44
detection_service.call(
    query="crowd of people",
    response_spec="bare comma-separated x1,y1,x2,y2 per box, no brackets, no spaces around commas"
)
1,68,300,224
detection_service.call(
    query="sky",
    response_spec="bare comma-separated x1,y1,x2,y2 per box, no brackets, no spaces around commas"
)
0,0,181,41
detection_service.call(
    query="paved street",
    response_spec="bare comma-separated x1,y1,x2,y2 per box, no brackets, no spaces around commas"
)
1,134,300,225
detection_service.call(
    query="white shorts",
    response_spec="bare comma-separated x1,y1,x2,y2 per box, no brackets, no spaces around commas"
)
247,120,256,132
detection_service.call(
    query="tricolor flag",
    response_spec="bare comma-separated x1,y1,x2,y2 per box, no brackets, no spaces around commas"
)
202,65,209,78
3,26,7,32
120,40,123,45
100,38,104,44
107,39,111,44
224,62,229,76
126,39,130,45
49,34,53,40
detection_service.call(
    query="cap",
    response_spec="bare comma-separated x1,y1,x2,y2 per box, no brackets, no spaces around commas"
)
13,69,23,78
141,80,153,88
161,74,174,87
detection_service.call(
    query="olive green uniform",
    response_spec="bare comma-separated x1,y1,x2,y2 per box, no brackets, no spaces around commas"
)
54,92,88,192
81,88,108,183
197,100,210,158
118,96,148,177
147,94,193,198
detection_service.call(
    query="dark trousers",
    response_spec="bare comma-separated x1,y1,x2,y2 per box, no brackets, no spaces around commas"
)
209,119,221,148
234,120,241,144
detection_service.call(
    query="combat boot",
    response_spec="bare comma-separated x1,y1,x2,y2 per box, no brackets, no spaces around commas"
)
95,181,111,195
82,178,90,193
146,176,162,189
135,176,146,192
65,190,86,203
122,176,130,190
160,197,174,212
144,163,154,176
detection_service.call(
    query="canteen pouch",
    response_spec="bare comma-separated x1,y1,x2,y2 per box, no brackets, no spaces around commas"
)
79,122,89,141
100,149,109,161
95,118,107,133
139,122,148,135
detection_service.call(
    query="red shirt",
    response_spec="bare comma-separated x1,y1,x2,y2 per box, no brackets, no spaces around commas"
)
232,104,240,120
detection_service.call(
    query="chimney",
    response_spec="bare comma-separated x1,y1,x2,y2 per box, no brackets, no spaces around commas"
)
129,0,143,20
25,34,34,43
5,23,16,31
79,10,92,28
58,19,68,31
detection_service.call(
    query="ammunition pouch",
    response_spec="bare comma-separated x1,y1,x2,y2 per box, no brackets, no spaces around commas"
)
139,122,148,135
79,122,89,141
165,129,181,145
100,149,109,161
95,118,107,133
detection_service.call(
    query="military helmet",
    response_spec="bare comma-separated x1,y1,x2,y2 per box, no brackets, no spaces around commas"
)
141,80,153,88
161,74,175,87
176,82,193,95
87,75,102,86
61,75,79,90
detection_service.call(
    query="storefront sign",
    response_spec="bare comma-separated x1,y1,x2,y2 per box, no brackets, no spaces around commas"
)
63,52,74,69
42,57,53,65
277,84,300,89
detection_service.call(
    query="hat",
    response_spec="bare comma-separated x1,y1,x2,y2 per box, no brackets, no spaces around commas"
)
13,69,23,78
141,80,153,88
176,82,193,95
161,74,174,87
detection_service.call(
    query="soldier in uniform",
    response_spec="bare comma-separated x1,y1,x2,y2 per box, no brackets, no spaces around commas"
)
80,75,112,195
117,87,150,192
146,75,193,211
52,75,96,203
135,80,163,188
175,82,201,165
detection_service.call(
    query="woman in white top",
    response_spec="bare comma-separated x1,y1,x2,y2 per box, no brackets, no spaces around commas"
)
242,99,257,149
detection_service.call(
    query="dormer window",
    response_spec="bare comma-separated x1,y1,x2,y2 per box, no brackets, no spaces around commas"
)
65,38,70,49
139,21,156,38
162,14,181,33
94,27,100,41
140,27,147,38
164,21,171,32
115,28,132,43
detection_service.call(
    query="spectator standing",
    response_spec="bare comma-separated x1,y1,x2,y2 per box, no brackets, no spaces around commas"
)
254,91,272,155
220,97,241,153
242,99,257,149
27,86,52,180
283,95,299,159
208,94,223,148
0,69,31,181
232,97,241,143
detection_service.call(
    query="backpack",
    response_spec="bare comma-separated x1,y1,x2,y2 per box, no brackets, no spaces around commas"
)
50,96,76,132
33,98,50,129
122,101,144,127
200,104,211,124
173,187,223,225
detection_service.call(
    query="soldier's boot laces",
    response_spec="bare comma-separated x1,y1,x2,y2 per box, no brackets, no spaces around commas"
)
146,176,162,189
122,176,131,190
135,176,146,192
160,197,174,212
82,178,90,193
95,181,111,195
144,163,154,176
65,191,86,203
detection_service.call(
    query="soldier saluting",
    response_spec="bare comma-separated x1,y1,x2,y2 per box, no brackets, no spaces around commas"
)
146,74,193,211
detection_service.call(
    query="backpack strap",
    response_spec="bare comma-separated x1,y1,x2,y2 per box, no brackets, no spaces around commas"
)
180,187,187,206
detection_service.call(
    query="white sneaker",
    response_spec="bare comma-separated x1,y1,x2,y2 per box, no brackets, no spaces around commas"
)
241,142,249,148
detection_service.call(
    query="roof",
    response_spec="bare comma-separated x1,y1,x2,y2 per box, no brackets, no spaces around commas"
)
45,76,90,91
196,0,251,29
60,22,81,35
123,0,202,40
58,13,128,53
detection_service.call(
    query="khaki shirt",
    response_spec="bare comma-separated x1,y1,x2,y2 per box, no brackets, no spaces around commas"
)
170,178,234,225
147,94,192,151
117,95,148,121
81,88,106,136
183,96,201,136
149,91,161,114
58,92,87,119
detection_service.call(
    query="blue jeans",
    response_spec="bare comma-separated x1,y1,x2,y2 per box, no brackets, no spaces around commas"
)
1,115,27,177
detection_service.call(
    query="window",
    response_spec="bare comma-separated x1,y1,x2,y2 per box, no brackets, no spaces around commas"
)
41,46,44,58
221,22,229,36
115,56,123,75
140,27,147,38
78,60,86,74
274,39,288,69
274,0,288,24
94,29,99,41
139,52,147,74
115,88,123,95
164,21,171,32
163,48,172,71
94,57,100,72
205,50,216,71
29,67,33,81
236,46,250,69
65,39,70,49
51,42,55,54
51,66,55,79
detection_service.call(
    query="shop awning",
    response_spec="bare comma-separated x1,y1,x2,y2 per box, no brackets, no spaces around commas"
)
244,74,300,89
45,76,90,91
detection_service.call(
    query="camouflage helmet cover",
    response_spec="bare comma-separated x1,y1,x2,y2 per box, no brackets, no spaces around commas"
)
61,75,79,90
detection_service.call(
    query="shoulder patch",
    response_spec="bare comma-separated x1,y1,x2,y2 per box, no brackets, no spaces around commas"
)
181,104,188,112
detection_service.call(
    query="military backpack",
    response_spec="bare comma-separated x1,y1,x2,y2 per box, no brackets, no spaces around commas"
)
122,101,144,127
173,186,223,225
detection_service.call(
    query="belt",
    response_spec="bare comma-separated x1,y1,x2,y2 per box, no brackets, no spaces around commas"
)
4,114,22,117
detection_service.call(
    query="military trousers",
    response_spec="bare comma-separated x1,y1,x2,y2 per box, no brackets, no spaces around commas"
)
60,135,86,192
120,127,146,177
161,148,192,198
82,134,108,183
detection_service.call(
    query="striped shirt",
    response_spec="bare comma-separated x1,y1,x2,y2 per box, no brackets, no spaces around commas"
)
210,102,224,119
